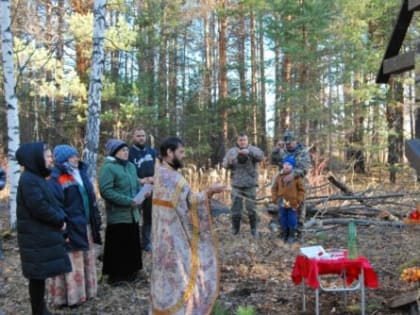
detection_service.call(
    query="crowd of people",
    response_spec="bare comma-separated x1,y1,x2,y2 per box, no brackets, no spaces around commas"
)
0,128,311,314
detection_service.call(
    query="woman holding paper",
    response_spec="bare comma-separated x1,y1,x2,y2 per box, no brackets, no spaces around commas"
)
99,139,143,285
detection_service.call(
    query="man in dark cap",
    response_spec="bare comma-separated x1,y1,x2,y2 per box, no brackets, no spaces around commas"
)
272,131,311,177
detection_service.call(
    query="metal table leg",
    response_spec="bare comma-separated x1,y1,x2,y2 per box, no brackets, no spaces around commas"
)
315,288,320,315
302,282,306,312
343,270,348,307
360,269,365,315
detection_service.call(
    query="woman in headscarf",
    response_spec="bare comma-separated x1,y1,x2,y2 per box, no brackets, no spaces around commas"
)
15,142,71,315
99,139,142,285
47,145,102,306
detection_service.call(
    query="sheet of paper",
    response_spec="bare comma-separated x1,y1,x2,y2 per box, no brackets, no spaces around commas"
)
134,183,153,205
300,245,330,259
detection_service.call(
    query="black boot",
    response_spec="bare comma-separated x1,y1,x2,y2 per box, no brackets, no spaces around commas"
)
42,308,53,315
142,224,152,252
287,227,297,244
0,236,4,260
232,217,241,235
249,215,259,238
279,228,288,242
29,279,52,315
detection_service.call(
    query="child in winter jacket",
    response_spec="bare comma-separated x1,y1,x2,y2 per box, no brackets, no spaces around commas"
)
271,156,305,243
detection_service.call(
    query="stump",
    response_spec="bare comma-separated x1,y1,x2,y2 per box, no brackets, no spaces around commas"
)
389,290,419,315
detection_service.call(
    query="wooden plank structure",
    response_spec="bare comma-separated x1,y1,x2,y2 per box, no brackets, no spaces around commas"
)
376,0,418,84
378,3,420,312
376,0,420,174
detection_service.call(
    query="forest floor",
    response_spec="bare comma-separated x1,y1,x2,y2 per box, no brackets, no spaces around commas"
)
1,167,420,315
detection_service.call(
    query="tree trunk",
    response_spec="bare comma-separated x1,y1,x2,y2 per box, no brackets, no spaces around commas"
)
282,53,292,131
258,14,267,152
387,78,404,183
180,25,188,137
137,0,156,111
83,0,106,181
354,73,366,173
157,2,168,139
204,12,212,110
250,10,257,145
274,24,282,138
1,0,21,229
238,11,247,130
110,11,120,82
204,10,218,165
218,0,228,155
71,0,94,83
298,0,309,145
168,36,178,135
54,0,66,144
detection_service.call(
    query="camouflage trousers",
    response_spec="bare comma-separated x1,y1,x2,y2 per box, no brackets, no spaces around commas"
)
230,186,258,224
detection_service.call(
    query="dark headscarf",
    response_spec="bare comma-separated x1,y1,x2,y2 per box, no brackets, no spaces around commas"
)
16,142,50,178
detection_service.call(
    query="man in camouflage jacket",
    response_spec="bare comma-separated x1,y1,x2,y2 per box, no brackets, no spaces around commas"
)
222,133,264,237
271,131,311,177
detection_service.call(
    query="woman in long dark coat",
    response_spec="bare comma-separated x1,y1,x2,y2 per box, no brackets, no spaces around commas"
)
99,139,142,285
16,142,71,315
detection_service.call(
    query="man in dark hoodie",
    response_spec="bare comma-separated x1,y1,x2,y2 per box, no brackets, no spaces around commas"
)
129,128,157,252
16,142,71,315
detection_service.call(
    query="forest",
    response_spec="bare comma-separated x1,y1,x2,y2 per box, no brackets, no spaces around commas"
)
0,0,416,168
2,0,420,314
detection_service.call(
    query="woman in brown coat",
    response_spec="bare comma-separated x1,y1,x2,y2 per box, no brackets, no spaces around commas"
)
271,156,304,243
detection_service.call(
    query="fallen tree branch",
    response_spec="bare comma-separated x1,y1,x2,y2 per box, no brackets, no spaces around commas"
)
304,218,405,228
308,193,405,202
327,175,356,195
306,205,402,218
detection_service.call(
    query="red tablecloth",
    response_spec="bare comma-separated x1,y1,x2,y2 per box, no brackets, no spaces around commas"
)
291,255,379,289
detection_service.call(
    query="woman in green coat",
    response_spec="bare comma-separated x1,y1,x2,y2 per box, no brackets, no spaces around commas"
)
99,139,142,285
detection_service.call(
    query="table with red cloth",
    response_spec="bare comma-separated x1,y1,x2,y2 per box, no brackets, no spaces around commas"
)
291,255,379,315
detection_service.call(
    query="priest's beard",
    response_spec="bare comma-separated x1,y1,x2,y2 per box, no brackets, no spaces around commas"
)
169,156,183,170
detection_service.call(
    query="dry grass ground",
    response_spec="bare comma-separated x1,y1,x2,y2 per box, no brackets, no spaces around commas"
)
0,165,419,314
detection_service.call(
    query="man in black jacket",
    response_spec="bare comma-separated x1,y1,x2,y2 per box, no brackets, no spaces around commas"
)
129,128,157,252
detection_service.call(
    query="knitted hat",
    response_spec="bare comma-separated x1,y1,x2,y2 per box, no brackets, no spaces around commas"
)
105,139,127,156
54,145,78,164
283,156,296,168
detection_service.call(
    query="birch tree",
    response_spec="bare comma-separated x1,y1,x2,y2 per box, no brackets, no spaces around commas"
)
1,0,20,228
83,0,106,181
